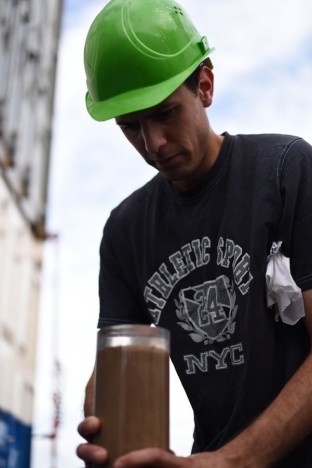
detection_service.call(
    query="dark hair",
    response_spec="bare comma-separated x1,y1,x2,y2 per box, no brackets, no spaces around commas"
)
184,57,213,94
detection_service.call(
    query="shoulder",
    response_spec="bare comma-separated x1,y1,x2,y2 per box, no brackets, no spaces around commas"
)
232,133,309,151
230,133,312,168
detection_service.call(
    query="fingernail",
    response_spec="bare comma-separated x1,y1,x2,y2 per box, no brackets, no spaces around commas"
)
94,448,107,462
114,461,124,468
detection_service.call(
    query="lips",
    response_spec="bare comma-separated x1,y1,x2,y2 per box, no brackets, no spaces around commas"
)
154,153,180,167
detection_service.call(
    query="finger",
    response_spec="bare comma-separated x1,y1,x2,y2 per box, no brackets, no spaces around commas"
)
76,442,108,465
77,416,101,441
114,448,190,467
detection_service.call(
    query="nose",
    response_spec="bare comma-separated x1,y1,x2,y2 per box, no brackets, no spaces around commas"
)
141,121,167,155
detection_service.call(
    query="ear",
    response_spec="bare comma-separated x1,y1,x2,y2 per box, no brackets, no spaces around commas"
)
198,66,214,108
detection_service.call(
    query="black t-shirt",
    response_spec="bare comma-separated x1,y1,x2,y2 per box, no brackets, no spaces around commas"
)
98,133,312,466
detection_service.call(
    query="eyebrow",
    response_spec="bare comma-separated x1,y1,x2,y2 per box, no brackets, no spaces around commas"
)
115,101,175,126
115,119,134,126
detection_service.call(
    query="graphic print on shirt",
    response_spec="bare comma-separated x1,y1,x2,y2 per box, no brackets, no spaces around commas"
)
144,236,253,330
144,236,253,373
175,275,237,345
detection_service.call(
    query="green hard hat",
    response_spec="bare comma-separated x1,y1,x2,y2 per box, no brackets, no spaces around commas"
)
84,0,214,121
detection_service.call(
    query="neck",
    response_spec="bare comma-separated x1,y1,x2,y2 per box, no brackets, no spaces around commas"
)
172,129,225,192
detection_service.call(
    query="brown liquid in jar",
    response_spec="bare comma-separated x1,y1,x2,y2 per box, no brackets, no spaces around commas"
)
94,344,169,467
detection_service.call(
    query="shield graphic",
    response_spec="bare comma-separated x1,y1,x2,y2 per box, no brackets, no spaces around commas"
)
180,275,234,341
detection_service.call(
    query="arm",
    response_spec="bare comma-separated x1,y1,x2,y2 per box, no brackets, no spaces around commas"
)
207,290,312,467
110,289,312,468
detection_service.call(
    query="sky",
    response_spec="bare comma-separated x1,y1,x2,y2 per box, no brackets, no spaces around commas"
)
31,0,312,466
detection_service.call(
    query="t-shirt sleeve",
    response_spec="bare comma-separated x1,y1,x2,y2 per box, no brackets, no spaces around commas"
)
97,215,152,328
277,138,312,291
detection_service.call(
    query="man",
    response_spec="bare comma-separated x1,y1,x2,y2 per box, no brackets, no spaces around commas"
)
77,0,312,466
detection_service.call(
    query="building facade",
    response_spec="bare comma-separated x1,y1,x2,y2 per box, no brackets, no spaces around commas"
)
0,0,62,466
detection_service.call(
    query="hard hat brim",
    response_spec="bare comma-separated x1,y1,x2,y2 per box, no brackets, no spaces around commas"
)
86,50,214,122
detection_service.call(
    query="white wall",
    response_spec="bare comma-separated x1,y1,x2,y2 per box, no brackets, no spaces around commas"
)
0,178,42,425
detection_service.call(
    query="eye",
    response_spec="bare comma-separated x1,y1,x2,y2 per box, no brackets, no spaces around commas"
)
116,121,140,133
155,107,175,121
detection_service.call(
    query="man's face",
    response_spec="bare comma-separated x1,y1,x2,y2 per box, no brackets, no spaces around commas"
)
115,68,215,191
